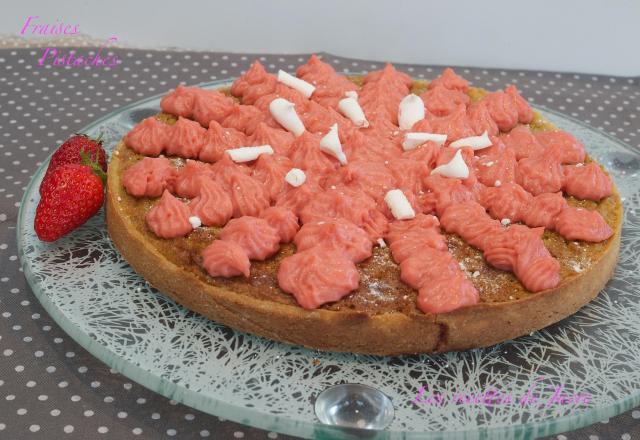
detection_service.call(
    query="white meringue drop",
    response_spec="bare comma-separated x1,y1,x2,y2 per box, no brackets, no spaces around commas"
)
398,94,425,130
277,70,315,98
449,131,492,150
269,98,306,136
338,97,369,128
430,149,469,179
285,168,306,187
402,132,447,150
226,145,273,163
319,123,347,165
384,189,416,220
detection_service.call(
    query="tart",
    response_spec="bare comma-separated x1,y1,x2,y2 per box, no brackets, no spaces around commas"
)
106,56,621,355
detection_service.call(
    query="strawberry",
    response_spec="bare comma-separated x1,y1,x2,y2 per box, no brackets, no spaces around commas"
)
41,133,107,194
35,152,107,242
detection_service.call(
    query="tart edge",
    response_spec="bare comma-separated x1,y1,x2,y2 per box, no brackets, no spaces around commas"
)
106,139,622,355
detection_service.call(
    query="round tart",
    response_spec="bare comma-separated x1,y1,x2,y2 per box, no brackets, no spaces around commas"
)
106,57,621,355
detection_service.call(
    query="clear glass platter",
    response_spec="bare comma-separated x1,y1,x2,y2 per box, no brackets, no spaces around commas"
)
17,79,640,439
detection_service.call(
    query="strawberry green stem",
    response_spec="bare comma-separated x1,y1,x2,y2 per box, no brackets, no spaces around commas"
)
75,131,104,146
80,150,107,186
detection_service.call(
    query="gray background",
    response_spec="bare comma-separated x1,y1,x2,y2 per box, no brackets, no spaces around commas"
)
0,47,639,439
2,0,640,75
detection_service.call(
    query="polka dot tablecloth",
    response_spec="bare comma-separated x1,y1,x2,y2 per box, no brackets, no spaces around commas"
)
1,46,639,440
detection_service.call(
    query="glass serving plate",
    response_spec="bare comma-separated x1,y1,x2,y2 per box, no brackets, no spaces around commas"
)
17,79,640,440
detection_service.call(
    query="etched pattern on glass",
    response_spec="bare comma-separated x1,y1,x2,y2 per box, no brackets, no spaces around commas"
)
18,81,640,436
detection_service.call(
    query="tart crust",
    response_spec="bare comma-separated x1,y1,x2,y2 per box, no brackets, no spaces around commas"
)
106,84,622,356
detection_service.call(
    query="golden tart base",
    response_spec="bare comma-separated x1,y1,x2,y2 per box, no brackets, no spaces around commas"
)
106,84,622,355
